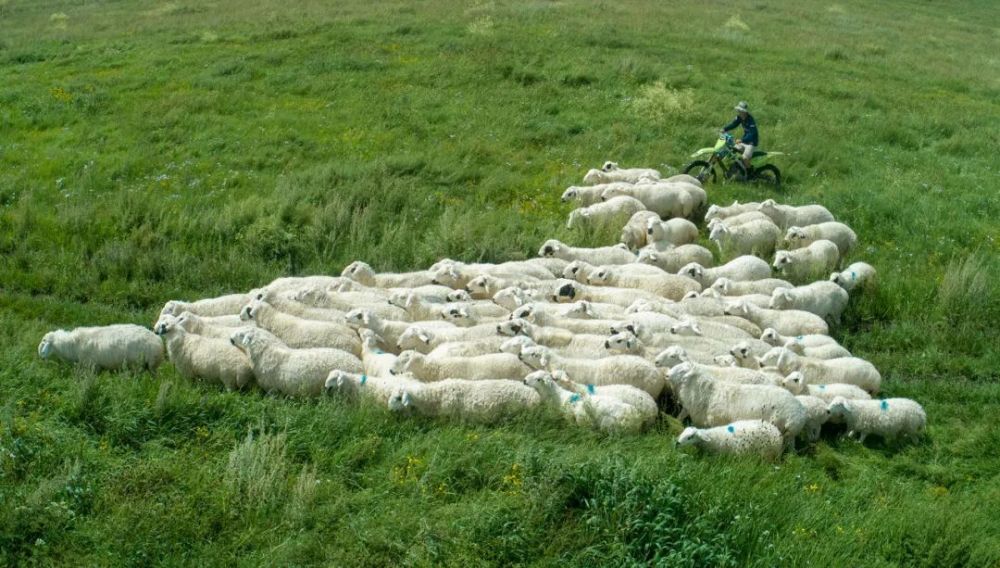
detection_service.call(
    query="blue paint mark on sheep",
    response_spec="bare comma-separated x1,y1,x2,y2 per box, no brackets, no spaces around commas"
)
727,425,735,434
361,374,368,386
881,400,889,411
851,271,857,281
586,384,595,395
569,393,582,404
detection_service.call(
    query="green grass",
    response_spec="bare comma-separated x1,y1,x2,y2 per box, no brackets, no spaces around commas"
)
2,0,1000,564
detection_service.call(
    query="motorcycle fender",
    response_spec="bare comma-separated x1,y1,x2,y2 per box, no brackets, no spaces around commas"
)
689,147,715,158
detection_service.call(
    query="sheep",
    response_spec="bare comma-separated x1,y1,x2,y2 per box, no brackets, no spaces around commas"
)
391,292,442,321
586,266,702,301
662,174,702,187
654,351,782,387
498,318,613,358
711,277,793,296
394,323,500,353
676,420,784,461
583,162,661,184
229,327,362,397
729,341,761,369
724,300,830,337
440,301,508,322
562,181,638,206
703,200,761,224
678,256,772,287
636,244,715,273
706,210,773,230
606,330,730,365
773,240,841,283
623,309,761,345
345,309,454,352
666,362,806,447
769,281,850,323
426,336,516,358
430,260,551,289
465,275,552,300
159,311,239,340
761,327,851,359
241,299,362,356
794,395,831,442
492,287,543,311
38,324,163,372
539,239,637,266
295,288,408,321
827,397,926,444
341,261,437,288
388,379,541,424
551,373,658,425
390,350,530,382
509,305,634,338
760,347,881,394
601,183,695,218
708,218,782,260
549,280,667,309
154,317,252,390
757,199,835,229
699,288,772,310
263,276,357,297
567,196,647,229
637,178,708,211
562,260,599,282
780,372,872,402
518,345,664,397
620,210,662,250
830,261,877,292
523,371,648,433
785,222,858,258
256,290,346,323
357,329,397,377
646,217,700,247
159,292,255,320
558,300,628,321
324,370,422,406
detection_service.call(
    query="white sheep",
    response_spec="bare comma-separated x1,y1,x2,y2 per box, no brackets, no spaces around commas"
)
699,288,772,310
667,362,806,447
780,372,872,402
562,181,638,206
586,266,702,301
636,244,715,273
154,317,252,390
38,324,163,372
562,260,599,282
465,275,552,300
341,261,437,288
757,199,835,229
703,200,761,223
620,210,662,250
159,293,252,319
760,328,851,360
827,397,926,444
519,345,664,398
324,370,421,405
785,222,858,258
390,350,530,382
676,420,784,461
357,329,397,377
794,395,831,442
830,262,877,292
345,309,455,352
230,327,362,397
678,256,772,287
558,300,628,321
439,301,508,323
567,196,647,230
498,318,612,355
426,336,516,358
549,280,667,309
583,162,661,184
773,240,841,283
711,277,793,296
492,286,543,311
769,281,850,323
539,239,637,266
601,183,694,218
523,371,648,433
552,373,658,425
295,288,408,321
164,311,241,339
430,259,552,289
394,323,500,353
241,299,362,356
708,218,782,260
724,300,830,337
760,347,881,394
389,379,540,424
653,351,782,387
645,217,699,247
705,210,773,230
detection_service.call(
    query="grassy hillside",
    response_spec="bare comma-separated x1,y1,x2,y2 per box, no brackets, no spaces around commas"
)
1,0,999,564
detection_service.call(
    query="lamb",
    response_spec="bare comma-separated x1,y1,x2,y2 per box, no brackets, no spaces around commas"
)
724,300,830,336
498,318,613,358
508,305,635,338
518,345,664,397
827,397,926,444
430,260,552,289
154,317,252,390
794,395,831,442
703,200,761,224
708,218,782,260
241,299,362,356
583,162,661,184
562,181,639,206
465,275,552,300
760,328,851,360
388,379,541,424
551,373,659,425
711,277,793,296
678,256,772,287
324,370,422,405
769,281,850,323
706,210,773,230
666,362,806,447
160,293,252,319
492,287,542,311
601,183,695,218
439,301,508,322
586,266,702,301
395,323,500,353
785,222,858,258
523,371,648,433
345,309,455,352
830,262,877,292
757,199,835,229
760,347,881,394
229,327,362,397
295,288,407,321
636,244,715,273
646,217,699,247
549,280,668,309
357,329,397,378
38,324,163,372
161,311,240,340
773,240,841,283
676,420,784,461
567,196,647,229
780,372,872,402
255,290,346,323
699,288,772,310
620,210,662,250
539,239,637,266
654,351,782,387
390,350,531,382
341,261,436,288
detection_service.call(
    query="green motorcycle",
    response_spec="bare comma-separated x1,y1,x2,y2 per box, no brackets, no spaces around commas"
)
684,133,783,188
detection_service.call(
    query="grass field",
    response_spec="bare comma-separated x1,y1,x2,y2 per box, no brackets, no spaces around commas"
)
2,0,1000,564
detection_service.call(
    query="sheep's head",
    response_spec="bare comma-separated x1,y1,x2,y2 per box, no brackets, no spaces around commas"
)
760,328,783,346
784,227,808,246
700,288,722,299
582,169,604,184
730,341,754,363
511,303,538,321
723,300,750,318
605,331,640,353
781,372,806,395
676,427,704,448
713,354,737,367
769,288,794,310
387,388,413,412
497,318,529,337
430,264,462,287
711,278,733,295
678,263,704,282
440,303,472,325
759,346,797,371
345,308,374,329
601,161,618,172
559,301,592,320
552,281,579,303
563,260,590,282
388,292,409,309
465,275,493,298
567,209,588,229
153,314,177,336
560,187,579,203
655,346,690,369
781,339,807,356
447,289,472,303
500,335,534,355
772,251,793,272
522,370,556,392
758,198,778,213
635,248,663,267
229,328,256,351
493,287,528,311
160,300,181,317
539,239,562,257
341,261,376,285
37,332,57,359
324,370,354,395
669,319,702,336
518,346,550,369
600,187,624,201
666,361,696,383
358,329,382,350
708,223,729,243
826,396,851,420
681,290,700,302
390,350,422,375
397,326,434,351
587,268,612,286
609,321,639,336
704,204,721,222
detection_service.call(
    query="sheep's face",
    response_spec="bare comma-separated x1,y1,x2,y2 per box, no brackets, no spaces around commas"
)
730,342,753,362
772,252,793,271
440,304,471,324
523,370,555,391
160,301,181,317
342,261,375,284
645,218,659,236
387,389,412,412
229,328,255,351
390,351,421,375
430,265,462,287
397,327,433,351
511,304,535,321
704,204,720,222
600,187,624,201
700,288,721,299
676,427,702,448
826,397,850,419
559,302,589,319
358,329,379,348
345,309,372,329
769,289,793,310
601,161,618,172
655,346,688,369
758,347,790,369
710,278,732,295
666,361,695,382
782,372,806,395
785,227,807,245
605,332,638,353
38,333,55,359
609,321,639,336
723,301,749,318
669,320,702,336
539,240,561,257
625,300,653,314
388,292,409,309
500,336,533,355
560,187,579,203
447,290,471,303
782,339,806,355
566,210,584,229
679,263,704,281
497,318,528,337
518,346,549,369
465,276,491,297
760,328,782,345
324,370,348,394
552,282,578,303
708,224,728,242
493,287,526,311
563,261,588,281
759,199,778,213
588,269,611,285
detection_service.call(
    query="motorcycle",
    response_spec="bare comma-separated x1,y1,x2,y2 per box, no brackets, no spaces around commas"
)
684,133,783,188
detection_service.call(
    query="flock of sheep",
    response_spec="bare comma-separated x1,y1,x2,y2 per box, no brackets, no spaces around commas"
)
37,161,927,460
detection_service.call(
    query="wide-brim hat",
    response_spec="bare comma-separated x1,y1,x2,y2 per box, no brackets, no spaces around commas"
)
734,101,749,112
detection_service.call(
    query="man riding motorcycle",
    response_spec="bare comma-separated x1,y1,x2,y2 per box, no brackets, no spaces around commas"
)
721,101,758,172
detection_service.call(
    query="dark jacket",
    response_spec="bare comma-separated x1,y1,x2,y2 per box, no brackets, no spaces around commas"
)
723,113,759,146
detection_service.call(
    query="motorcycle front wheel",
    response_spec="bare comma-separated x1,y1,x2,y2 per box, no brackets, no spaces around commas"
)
753,164,782,189
683,160,717,184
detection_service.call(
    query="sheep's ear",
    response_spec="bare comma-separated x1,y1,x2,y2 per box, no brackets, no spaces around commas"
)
691,322,702,335
418,330,431,344
777,349,789,369
539,351,550,368
362,311,372,325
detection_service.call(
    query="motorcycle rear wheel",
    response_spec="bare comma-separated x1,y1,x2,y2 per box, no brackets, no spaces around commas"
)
683,160,717,184
753,164,781,189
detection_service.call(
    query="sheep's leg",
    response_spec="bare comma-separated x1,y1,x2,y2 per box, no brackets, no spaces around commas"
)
857,432,867,444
